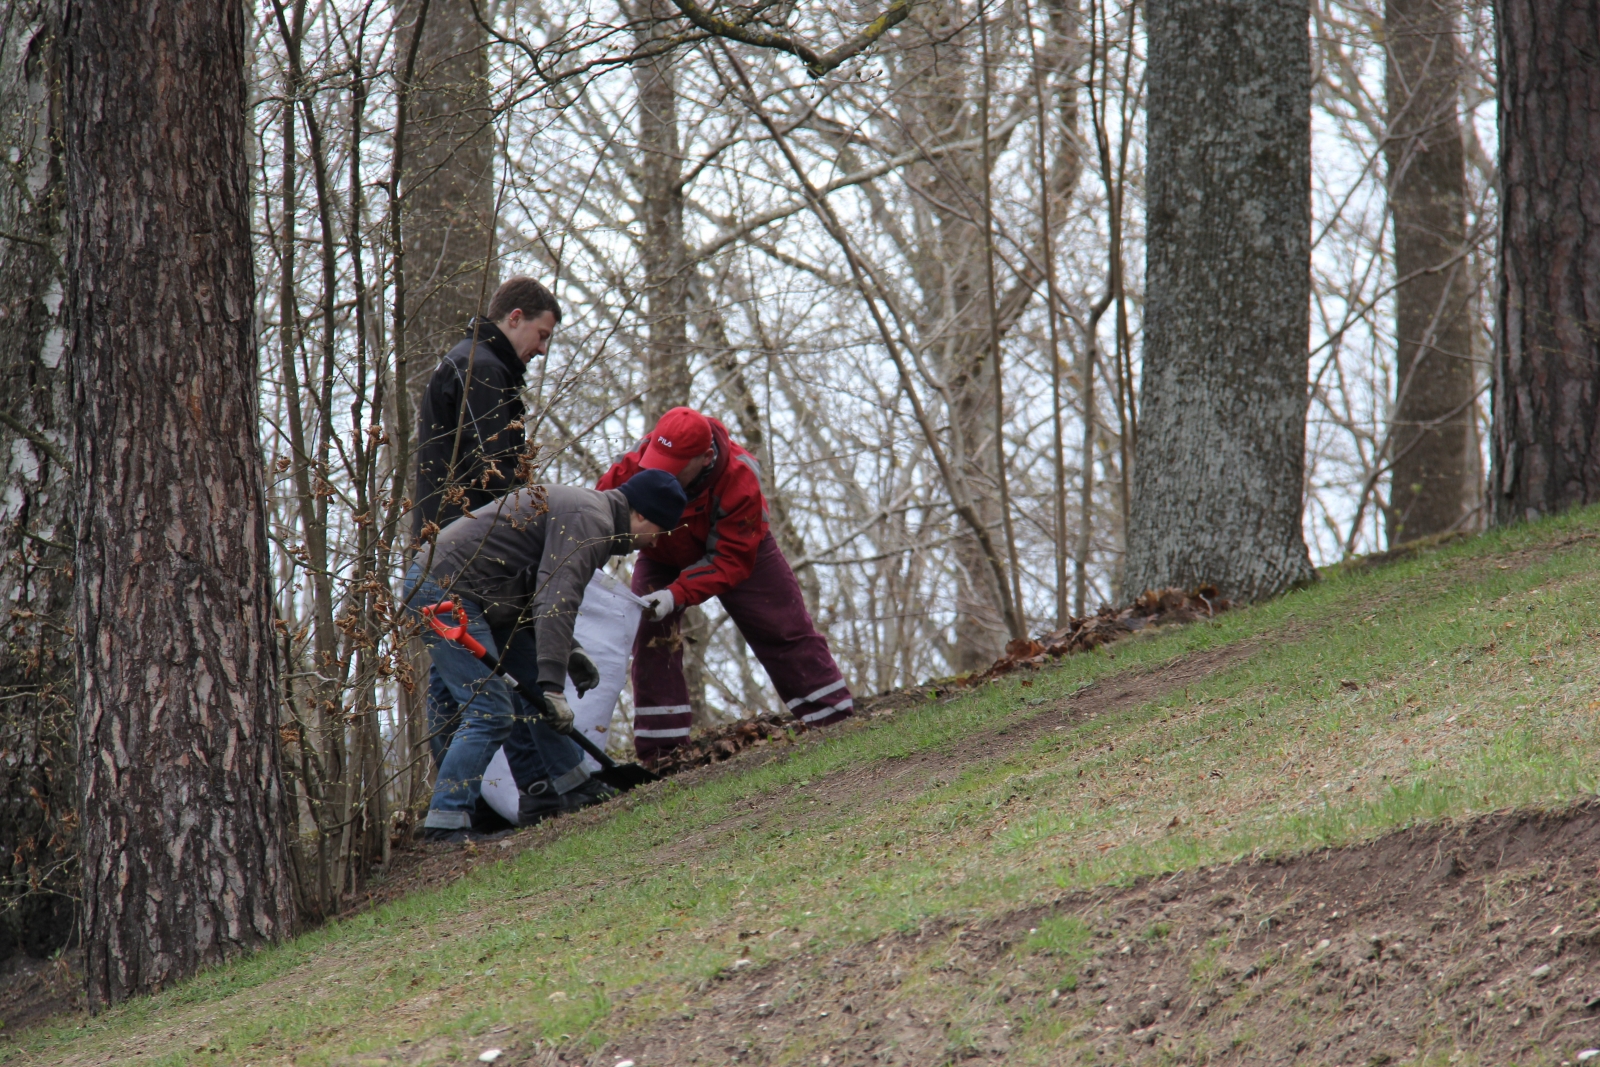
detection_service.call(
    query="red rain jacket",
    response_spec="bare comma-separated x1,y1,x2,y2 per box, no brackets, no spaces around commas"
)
596,418,770,608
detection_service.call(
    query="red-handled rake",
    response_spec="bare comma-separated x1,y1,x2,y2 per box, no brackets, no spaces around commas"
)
420,601,659,792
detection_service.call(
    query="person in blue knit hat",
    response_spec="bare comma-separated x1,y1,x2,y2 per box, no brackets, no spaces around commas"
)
405,471,686,843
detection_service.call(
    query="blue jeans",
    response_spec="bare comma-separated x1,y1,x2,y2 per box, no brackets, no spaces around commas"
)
426,667,461,770
405,568,586,829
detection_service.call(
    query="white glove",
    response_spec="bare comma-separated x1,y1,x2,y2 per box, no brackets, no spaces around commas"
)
540,689,575,734
642,588,676,622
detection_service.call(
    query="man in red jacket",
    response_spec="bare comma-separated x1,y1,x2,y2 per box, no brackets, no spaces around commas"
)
597,407,853,759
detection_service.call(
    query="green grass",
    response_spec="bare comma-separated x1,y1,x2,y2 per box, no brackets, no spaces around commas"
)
14,508,1600,1065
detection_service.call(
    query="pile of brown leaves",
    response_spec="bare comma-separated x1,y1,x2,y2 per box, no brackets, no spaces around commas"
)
968,585,1230,684
632,586,1228,777
639,714,802,776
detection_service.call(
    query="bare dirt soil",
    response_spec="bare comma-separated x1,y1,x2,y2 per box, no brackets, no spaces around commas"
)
0,951,82,1037
556,803,1600,1066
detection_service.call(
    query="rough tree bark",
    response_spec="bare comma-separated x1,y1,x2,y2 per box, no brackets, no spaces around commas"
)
63,0,295,1006
1384,0,1478,544
1125,0,1315,602
394,0,498,811
403,0,498,398
0,0,76,964
1491,0,1600,523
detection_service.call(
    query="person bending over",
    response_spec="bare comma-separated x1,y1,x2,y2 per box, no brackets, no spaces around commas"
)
406,470,686,842
597,407,853,760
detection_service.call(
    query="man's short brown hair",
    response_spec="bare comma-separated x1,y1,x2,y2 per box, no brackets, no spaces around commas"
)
488,276,561,324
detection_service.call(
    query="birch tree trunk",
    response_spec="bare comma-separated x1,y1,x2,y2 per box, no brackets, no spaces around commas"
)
0,0,76,964
1384,0,1478,544
64,0,295,1006
1126,0,1315,602
1491,0,1600,523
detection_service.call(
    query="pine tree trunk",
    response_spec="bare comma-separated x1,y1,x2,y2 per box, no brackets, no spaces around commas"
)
1491,0,1600,523
1384,0,1478,544
0,0,77,964
1125,0,1315,603
403,0,498,397
63,0,295,1007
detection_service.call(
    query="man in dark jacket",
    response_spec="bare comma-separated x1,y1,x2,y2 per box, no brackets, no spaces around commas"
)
405,472,686,842
412,276,559,779
412,275,560,540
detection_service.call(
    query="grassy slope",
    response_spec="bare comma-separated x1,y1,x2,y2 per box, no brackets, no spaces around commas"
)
13,508,1600,1066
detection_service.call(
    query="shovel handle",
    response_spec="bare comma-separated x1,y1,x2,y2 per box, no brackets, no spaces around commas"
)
562,721,622,770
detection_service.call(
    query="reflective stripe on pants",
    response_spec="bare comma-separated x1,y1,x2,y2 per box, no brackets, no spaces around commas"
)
629,534,853,757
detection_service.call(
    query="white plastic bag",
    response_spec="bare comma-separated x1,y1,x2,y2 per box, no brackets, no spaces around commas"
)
561,569,648,767
479,746,521,823
479,570,646,824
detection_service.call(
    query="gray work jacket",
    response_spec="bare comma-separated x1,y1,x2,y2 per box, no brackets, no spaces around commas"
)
422,485,633,689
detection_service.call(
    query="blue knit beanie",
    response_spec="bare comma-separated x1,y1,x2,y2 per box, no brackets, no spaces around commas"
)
619,469,687,530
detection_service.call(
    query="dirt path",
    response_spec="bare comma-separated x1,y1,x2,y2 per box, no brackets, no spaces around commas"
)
560,803,1600,1066
800,639,1266,824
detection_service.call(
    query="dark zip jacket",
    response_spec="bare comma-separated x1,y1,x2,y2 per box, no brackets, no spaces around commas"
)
419,485,633,689
412,318,527,538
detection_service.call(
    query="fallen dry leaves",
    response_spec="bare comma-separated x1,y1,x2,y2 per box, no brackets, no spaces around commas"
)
968,586,1231,684
641,715,801,776
635,587,1230,779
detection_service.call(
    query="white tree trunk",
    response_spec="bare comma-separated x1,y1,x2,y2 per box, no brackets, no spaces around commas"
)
0,0,76,964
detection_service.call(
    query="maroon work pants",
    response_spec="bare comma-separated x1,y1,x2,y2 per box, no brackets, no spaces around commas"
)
630,533,852,757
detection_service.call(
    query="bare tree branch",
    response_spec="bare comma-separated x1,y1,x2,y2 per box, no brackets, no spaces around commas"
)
670,0,914,77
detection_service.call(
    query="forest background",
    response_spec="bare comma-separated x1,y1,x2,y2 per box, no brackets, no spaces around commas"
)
0,0,1502,985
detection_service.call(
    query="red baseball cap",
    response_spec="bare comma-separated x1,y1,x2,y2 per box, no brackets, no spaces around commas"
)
639,407,713,475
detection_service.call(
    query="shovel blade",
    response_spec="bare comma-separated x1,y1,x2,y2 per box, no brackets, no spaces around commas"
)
594,762,659,792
